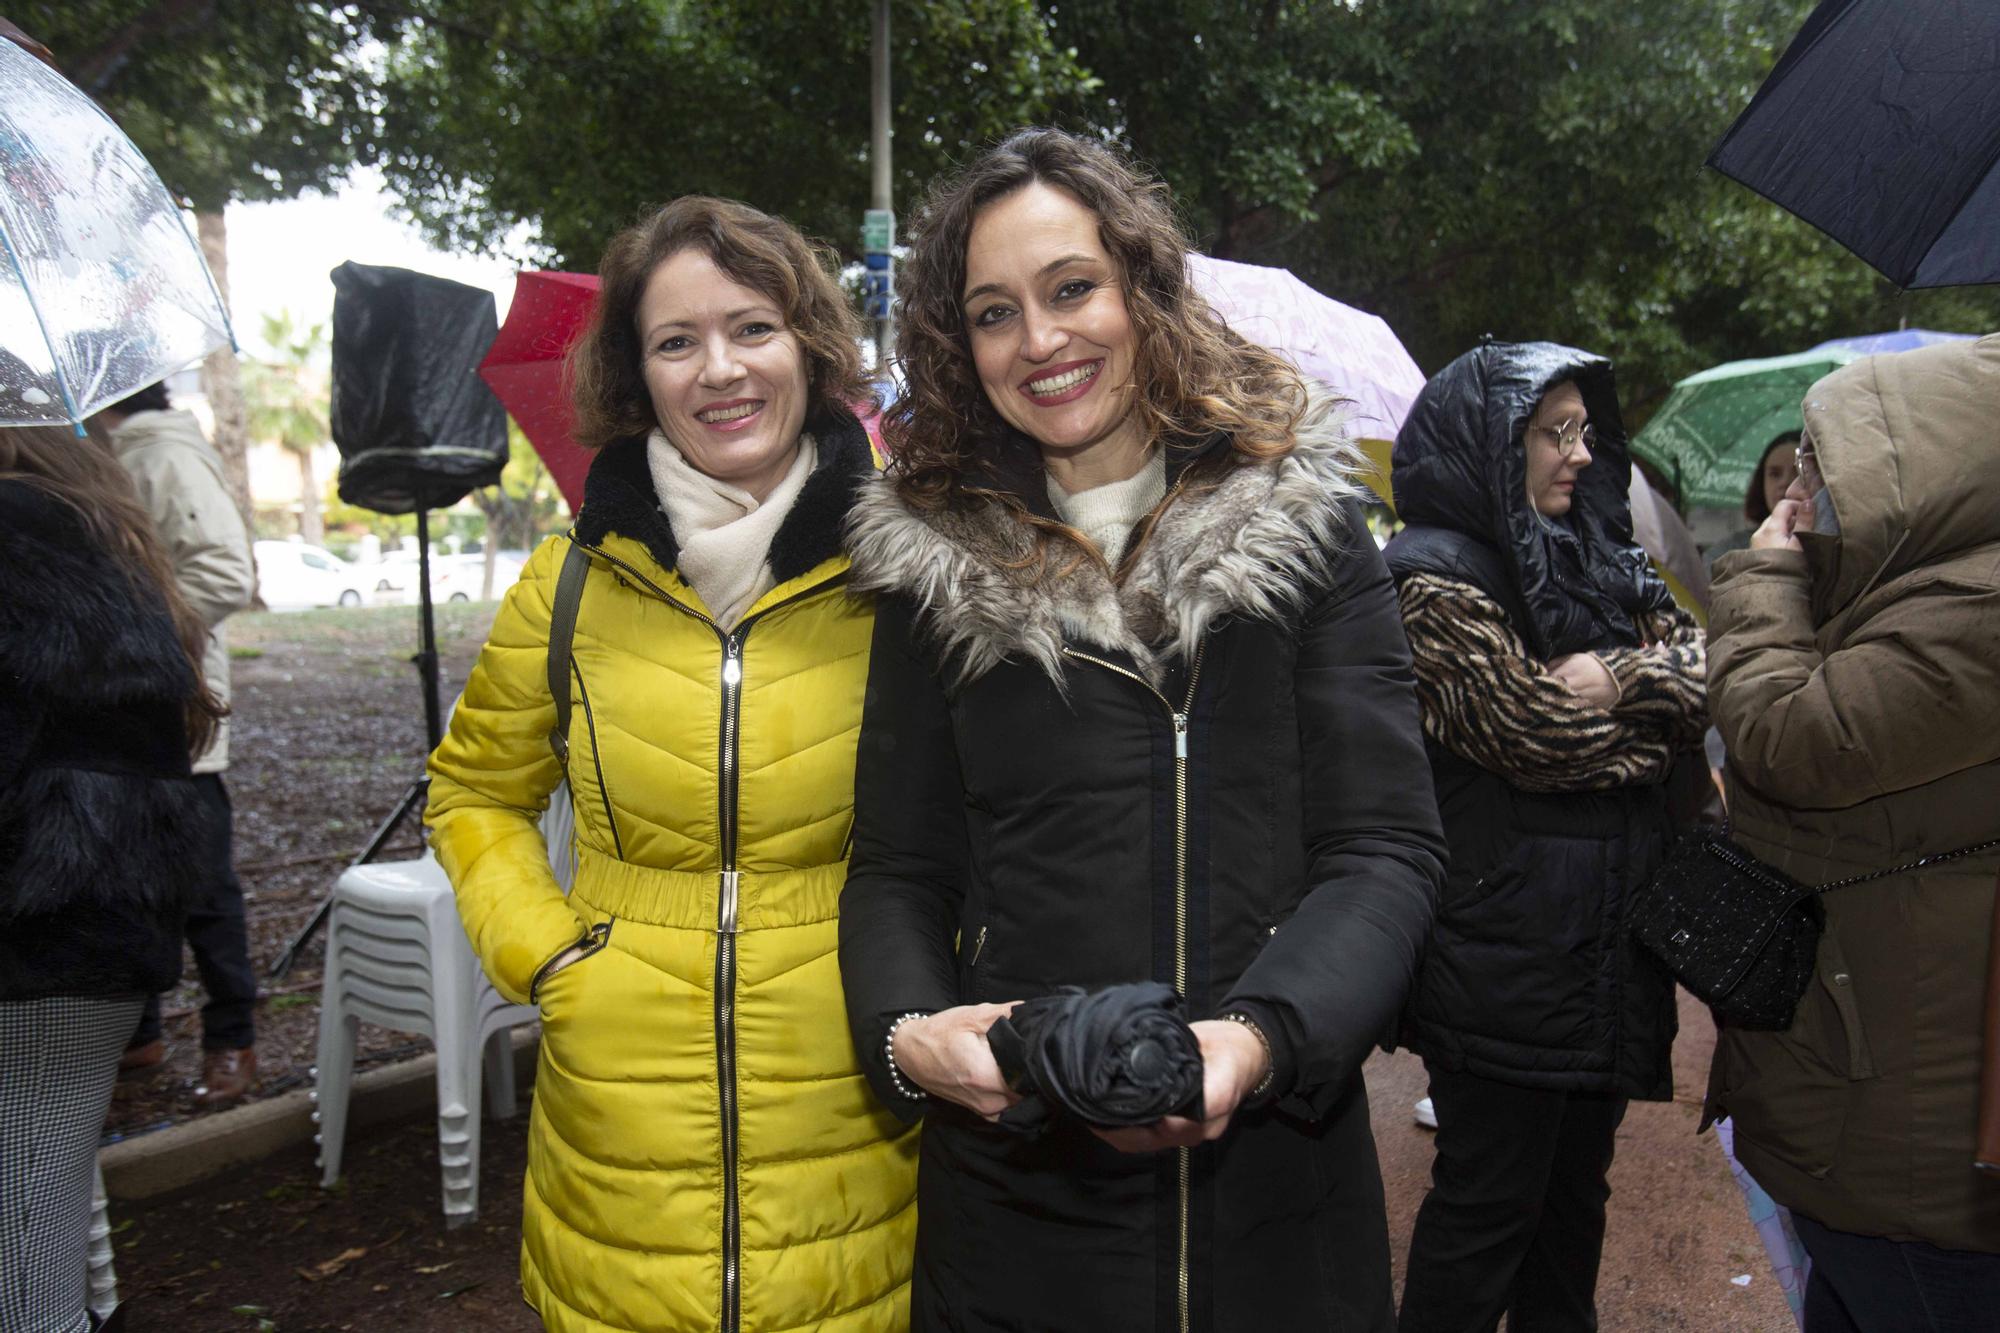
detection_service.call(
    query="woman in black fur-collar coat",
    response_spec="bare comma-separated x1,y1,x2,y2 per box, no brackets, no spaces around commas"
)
838,129,1446,1332
1,425,222,1333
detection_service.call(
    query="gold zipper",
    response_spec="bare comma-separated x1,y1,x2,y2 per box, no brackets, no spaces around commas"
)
1059,640,1206,1333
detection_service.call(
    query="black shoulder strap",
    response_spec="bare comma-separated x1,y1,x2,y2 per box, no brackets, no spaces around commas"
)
546,540,592,762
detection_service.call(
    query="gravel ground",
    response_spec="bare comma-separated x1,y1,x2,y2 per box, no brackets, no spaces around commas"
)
107,600,497,1140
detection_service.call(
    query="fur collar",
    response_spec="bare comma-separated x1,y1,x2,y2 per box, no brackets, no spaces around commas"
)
573,409,874,584
846,392,1363,687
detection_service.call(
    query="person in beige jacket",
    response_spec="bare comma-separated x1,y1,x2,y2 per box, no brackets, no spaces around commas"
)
1706,334,2000,1329
93,382,261,1104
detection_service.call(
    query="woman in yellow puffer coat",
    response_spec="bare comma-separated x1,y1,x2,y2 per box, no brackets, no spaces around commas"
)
426,196,918,1333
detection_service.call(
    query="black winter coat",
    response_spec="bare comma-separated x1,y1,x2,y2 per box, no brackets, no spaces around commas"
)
0,482,205,1002
841,399,1447,1332
1383,342,1687,1098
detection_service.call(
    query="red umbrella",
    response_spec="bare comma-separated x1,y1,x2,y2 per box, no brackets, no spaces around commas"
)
479,271,600,511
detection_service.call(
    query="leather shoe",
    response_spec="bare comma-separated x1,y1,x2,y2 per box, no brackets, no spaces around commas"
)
195,1047,258,1107
117,1039,167,1078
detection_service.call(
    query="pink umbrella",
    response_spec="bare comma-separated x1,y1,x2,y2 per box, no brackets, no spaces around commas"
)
1187,253,1425,446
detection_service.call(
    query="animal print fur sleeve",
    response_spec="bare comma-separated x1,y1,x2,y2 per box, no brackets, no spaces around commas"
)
1594,610,1708,746
1395,573,1681,793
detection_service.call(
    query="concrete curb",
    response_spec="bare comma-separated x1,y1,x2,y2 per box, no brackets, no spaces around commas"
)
102,1028,539,1202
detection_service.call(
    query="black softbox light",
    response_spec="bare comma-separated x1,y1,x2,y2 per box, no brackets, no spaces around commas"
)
330,262,508,514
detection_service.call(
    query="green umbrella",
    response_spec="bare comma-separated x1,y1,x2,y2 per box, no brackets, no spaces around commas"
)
1631,348,1857,509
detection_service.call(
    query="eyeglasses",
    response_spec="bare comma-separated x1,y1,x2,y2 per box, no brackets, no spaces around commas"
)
1796,438,1825,493
1532,417,1596,460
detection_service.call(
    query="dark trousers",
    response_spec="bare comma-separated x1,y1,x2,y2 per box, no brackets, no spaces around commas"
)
131,773,255,1052
1398,1064,1628,1333
1795,1213,2000,1333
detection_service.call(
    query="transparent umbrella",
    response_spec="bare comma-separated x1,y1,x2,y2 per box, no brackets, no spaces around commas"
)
0,38,232,427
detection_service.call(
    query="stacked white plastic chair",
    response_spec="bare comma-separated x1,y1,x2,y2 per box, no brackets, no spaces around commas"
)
85,1161,117,1319
312,783,575,1226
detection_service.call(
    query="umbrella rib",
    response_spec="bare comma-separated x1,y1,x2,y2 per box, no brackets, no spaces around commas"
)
0,215,85,432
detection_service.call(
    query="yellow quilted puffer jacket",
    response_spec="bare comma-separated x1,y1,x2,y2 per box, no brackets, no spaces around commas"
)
427,423,917,1332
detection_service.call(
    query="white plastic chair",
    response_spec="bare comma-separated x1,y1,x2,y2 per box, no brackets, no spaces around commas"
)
312,783,574,1226
86,1160,116,1319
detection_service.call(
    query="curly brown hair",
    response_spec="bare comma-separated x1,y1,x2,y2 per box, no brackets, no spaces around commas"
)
884,128,1308,530
568,196,870,451
0,425,225,755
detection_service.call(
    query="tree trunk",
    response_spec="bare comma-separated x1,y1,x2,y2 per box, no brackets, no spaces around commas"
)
295,447,324,545
195,210,256,538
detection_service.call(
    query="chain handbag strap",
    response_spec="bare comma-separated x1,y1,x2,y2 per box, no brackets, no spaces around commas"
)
1814,838,2000,895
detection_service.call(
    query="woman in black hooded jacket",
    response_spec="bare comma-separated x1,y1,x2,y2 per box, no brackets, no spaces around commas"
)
1,424,221,1333
1382,343,1707,1332
839,128,1446,1332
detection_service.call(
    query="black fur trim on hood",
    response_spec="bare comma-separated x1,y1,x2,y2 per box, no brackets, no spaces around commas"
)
571,408,875,583
1388,340,1672,658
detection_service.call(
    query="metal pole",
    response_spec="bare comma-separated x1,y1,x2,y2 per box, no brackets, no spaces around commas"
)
870,0,893,368
414,508,443,753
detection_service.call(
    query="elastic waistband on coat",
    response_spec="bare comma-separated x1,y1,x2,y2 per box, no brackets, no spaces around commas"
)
572,847,847,933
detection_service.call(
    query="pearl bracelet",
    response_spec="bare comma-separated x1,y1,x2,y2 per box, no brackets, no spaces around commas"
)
1218,1011,1276,1099
884,1011,932,1103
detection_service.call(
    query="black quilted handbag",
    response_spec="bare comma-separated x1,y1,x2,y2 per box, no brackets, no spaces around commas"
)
1631,825,2000,1031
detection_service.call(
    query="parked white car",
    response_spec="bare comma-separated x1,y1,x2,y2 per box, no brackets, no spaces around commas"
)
372,549,528,604
254,541,373,611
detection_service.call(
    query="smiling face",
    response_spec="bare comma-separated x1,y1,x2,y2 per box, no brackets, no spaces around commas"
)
637,247,809,500
961,182,1145,474
1523,380,1593,517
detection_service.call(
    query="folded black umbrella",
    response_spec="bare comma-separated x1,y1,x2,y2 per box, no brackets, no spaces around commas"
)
987,981,1204,1133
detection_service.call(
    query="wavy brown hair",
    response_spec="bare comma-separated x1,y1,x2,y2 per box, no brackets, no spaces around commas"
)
885,128,1309,541
0,425,225,755
568,196,871,451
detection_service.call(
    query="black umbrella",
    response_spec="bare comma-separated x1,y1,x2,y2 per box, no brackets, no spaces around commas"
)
986,982,1204,1134
1708,0,2000,288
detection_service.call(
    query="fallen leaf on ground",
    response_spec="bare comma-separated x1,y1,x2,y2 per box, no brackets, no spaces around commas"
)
296,1245,368,1282
414,1261,454,1274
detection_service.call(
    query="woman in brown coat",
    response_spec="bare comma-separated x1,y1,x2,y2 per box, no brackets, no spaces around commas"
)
1707,333,2000,1330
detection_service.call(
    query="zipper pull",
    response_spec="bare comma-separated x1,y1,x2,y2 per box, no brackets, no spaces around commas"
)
722,636,742,687
1172,712,1189,760
719,869,741,934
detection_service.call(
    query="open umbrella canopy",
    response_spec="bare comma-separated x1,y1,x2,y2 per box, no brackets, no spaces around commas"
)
478,270,598,510
1631,348,1857,510
1186,253,1424,502
0,39,232,426
1809,328,1978,356
1708,0,2000,288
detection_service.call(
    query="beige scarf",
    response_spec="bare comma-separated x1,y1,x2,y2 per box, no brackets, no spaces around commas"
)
647,431,816,628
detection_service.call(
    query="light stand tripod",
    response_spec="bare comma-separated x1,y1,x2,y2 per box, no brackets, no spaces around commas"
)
269,508,446,979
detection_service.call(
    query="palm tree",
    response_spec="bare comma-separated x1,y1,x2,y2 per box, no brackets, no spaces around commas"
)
243,311,331,544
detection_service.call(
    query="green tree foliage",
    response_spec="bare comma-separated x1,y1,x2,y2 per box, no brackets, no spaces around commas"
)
372,0,1098,266
470,423,570,594
1068,0,2000,414
242,310,332,543
25,1,376,210
1042,0,1416,256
